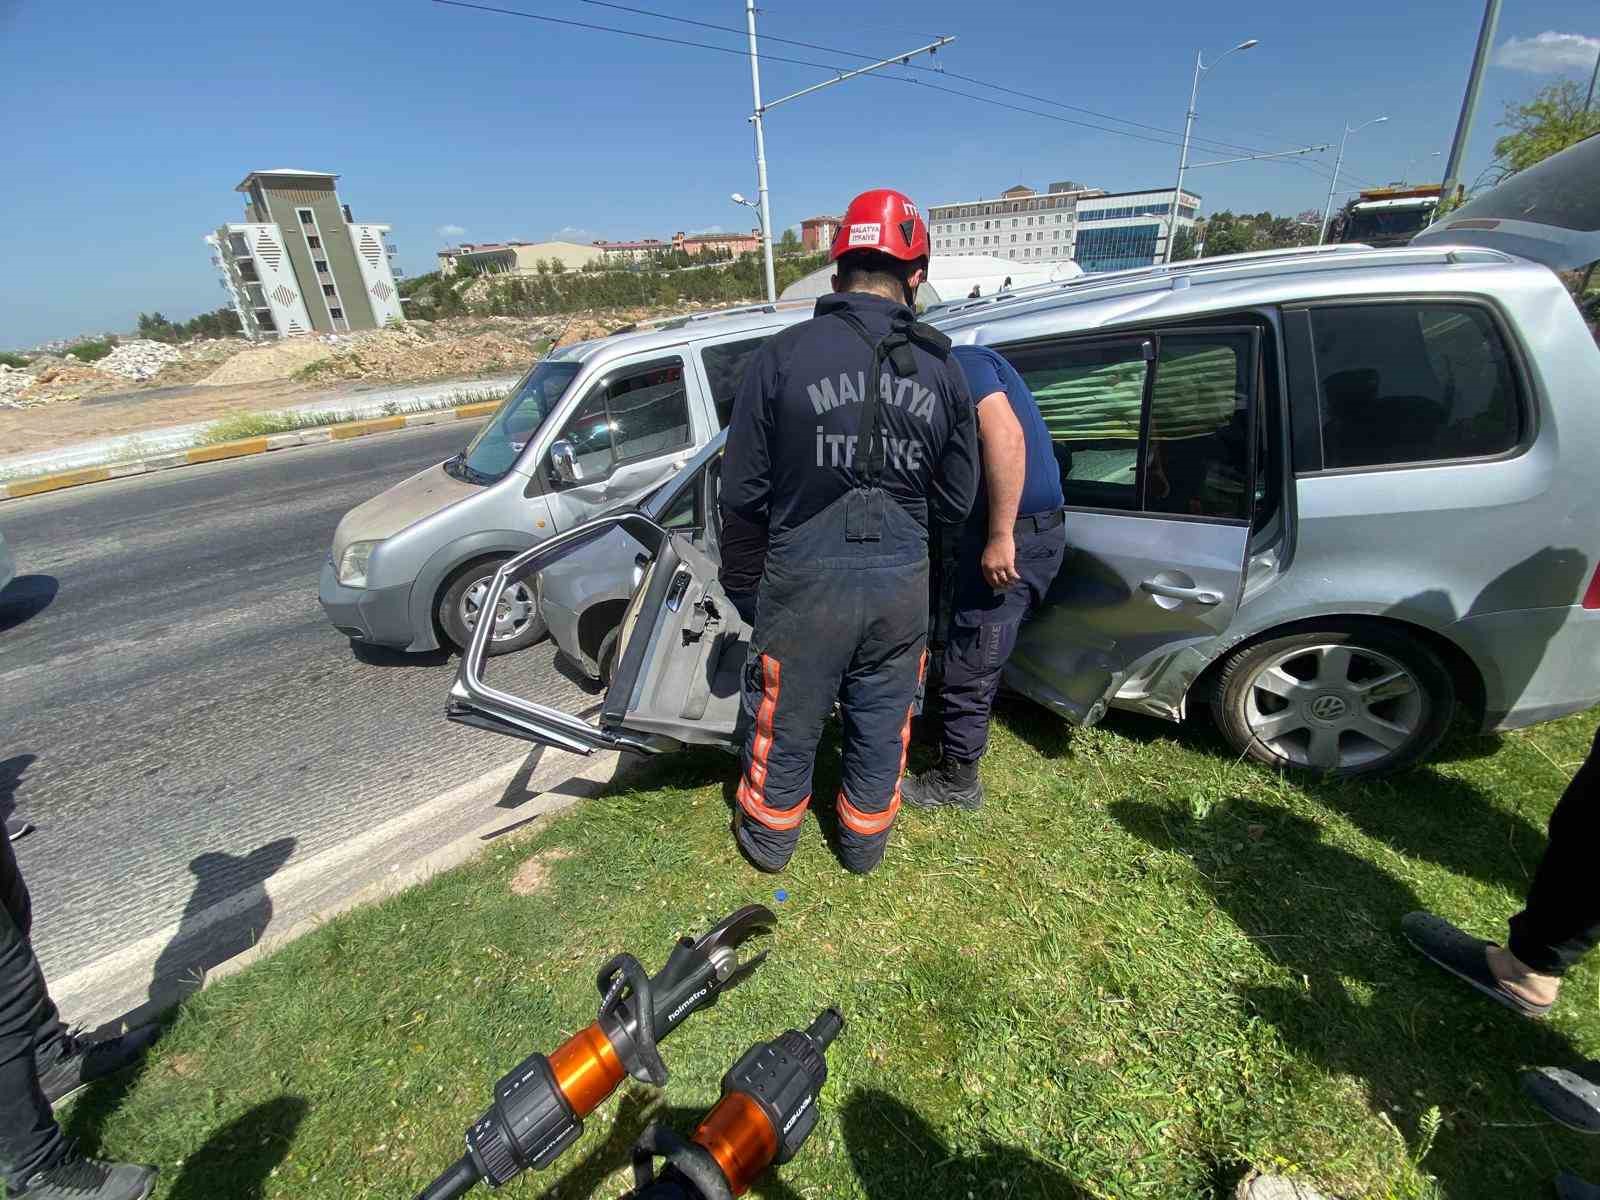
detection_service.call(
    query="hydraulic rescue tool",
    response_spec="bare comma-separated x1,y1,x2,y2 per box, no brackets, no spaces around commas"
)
628,1007,843,1200
415,905,775,1200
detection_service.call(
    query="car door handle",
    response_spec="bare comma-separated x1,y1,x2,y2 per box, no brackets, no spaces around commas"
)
1141,579,1222,605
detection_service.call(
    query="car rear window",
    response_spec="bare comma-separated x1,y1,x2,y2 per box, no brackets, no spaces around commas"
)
1309,303,1523,470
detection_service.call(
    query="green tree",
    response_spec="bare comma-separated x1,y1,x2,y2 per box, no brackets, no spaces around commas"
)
1170,227,1198,262
1493,80,1600,177
778,228,800,254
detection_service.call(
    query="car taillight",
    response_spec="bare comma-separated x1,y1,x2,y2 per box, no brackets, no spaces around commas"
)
1583,562,1600,610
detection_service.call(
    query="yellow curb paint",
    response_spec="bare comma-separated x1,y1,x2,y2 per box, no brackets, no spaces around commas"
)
331,415,406,440
7,467,113,498
186,437,270,464
453,402,499,419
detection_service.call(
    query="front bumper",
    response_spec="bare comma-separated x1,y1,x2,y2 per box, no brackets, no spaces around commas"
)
318,559,416,648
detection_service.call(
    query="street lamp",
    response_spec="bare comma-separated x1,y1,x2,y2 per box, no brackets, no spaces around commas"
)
732,192,766,265
1319,115,1389,244
1163,37,1258,263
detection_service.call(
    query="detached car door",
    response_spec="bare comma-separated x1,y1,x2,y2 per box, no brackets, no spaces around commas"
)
448,451,748,755
995,326,1263,724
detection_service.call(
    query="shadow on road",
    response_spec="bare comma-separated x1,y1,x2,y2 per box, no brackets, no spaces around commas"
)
350,639,452,668
0,574,59,633
140,837,298,1023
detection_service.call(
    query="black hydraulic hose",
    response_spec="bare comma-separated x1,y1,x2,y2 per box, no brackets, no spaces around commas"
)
415,1153,479,1200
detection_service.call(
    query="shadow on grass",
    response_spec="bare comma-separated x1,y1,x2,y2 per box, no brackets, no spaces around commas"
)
532,1090,805,1200
169,1095,308,1200
841,1089,1089,1198
1108,796,1597,1194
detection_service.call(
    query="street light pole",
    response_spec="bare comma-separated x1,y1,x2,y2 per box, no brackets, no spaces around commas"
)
1164,39,1258,263
1586,39,1599,114
1319,115,1388,245
744,0,777,304
1439,0,1502,210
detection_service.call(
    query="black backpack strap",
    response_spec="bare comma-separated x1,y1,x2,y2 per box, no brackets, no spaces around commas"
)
830,309,891,486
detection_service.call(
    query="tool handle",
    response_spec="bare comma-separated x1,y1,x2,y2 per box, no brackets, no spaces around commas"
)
414,1154,479,1200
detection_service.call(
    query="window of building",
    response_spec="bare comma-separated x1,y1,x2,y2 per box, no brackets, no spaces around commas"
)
1309,303,1523,470
297,208,315,227
258,311,277,332
227,232,251,257
329,306,344,319
314,259,329,274
700,335,767,427
1074,223,1162,272
307,235,322,250
322,284,337,298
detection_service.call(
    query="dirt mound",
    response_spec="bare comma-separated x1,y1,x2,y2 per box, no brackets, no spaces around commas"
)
200,337,335,386
12,361,119,407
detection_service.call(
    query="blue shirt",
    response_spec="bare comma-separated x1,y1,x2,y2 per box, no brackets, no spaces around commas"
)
951,344,1064,525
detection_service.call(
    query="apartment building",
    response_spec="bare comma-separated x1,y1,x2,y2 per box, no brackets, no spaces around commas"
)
800,215,842,252
927,180,1200,272
438,240,605,276
205,169,403,339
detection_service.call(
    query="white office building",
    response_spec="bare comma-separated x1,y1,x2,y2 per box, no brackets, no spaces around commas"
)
927,181,1200,273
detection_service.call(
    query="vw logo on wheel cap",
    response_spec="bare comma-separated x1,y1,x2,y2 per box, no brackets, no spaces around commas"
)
1310,694,1349,720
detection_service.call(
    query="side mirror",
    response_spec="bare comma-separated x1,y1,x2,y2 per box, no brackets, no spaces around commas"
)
549,439,581,485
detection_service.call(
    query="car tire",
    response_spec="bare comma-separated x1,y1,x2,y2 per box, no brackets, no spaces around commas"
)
596,627,621,687
1209,622,1455,778
437,559,546,656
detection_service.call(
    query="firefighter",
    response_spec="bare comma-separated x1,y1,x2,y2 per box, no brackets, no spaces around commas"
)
902,342,1066,811
717,187,979,874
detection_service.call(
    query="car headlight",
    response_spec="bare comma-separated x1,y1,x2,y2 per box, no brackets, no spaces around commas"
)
337,540,379,588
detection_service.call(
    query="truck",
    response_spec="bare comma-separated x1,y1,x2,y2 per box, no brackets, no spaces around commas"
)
1332,185,1444,248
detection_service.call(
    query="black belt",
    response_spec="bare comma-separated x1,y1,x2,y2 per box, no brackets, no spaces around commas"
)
1015,509,1065,535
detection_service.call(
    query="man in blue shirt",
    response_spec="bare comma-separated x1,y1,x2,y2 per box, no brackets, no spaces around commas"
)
902,343,1066,811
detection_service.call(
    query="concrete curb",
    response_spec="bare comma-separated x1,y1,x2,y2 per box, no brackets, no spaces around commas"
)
0,400,500,502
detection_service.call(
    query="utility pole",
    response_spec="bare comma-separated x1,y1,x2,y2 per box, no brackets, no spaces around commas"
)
745,0,777,304
1163,39,1258,263
1585,40,1599,114
1319,116,1387,244
1439,0,1502,210
743,2,951,303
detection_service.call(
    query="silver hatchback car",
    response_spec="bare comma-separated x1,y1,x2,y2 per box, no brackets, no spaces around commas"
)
450,138,1600,777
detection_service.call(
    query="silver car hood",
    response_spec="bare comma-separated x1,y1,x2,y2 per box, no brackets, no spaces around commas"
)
332,462,481,561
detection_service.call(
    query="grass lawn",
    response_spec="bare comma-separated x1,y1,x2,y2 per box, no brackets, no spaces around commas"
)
47,705,1600,1200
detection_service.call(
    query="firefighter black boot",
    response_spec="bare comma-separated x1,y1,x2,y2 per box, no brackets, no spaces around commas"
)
902,758,983,811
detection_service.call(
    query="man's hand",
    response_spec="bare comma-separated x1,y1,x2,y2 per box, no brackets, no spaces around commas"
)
981,532,1019,590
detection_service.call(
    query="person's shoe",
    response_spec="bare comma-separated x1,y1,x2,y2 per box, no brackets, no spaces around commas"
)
17,1153,156,1199
1555,1171,1600,1200
1523,1067,1600,1134
901,759,983,811
1401,912,1556,1019
37,1025,161,1107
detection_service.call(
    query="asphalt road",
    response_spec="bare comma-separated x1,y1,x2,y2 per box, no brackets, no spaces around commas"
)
0,424,593,984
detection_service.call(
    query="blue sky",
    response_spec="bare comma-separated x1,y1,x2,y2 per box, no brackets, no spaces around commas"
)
0,0,1595,349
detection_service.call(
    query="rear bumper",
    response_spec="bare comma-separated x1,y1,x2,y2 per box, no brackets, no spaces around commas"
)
1451,605,1600,731
318,559,416,648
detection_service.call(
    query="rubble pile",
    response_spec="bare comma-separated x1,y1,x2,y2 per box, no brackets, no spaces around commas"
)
99,340,183,382
0,363,36,406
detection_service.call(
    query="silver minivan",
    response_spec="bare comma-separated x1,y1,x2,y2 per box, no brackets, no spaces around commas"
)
318,302,811,654
449,139,1600,776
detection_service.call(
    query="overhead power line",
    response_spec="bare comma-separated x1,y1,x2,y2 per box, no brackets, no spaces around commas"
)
432,0,1330,173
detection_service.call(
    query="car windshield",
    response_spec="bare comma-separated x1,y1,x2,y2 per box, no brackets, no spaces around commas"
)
1345,206,1435,246
448,360,582,484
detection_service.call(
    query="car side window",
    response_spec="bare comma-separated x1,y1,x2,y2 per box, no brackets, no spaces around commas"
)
699,336,768,427
552,356,690,483
659,473,700,529
1310,303,1522,470
1009,340,1150,511
1145,333,1254,521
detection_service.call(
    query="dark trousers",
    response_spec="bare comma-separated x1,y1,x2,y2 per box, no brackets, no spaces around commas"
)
1,835,68,1191
1507,724,1600,976
735,489,929,874
937,515,1067,765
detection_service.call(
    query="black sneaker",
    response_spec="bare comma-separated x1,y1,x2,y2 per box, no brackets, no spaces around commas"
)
901,759,983,811
17,1153,156,1200
38,1025,160,1108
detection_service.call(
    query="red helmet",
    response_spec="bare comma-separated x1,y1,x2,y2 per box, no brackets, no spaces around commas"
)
829,188,929,263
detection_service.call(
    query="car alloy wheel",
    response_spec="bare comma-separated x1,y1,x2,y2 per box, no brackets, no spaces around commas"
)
1241,642,1424,772
462,576,536,643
